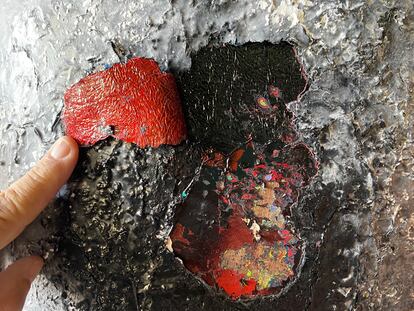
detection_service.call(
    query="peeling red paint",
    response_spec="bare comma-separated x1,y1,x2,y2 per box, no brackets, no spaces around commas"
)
63,57,187,148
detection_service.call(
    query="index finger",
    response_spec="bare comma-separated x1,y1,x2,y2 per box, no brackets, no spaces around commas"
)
0,136,78,249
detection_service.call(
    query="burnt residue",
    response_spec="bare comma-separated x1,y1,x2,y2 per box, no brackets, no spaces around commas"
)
1,41,378,311
17,42,321,310
37,138,202,310
170,142,318,299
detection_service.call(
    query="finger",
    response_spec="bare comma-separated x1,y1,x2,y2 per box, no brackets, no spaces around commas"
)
0,256,43,311
0,136,79,249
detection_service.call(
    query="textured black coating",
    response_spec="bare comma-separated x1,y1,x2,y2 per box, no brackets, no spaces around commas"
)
178,42,306,153
24,42,367,310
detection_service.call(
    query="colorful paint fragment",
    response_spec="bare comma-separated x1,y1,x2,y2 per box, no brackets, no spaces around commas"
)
268,85,281,98
170,136,317,299
256,96,272,111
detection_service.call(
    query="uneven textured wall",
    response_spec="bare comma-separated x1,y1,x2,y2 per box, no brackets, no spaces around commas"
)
0,0,413,310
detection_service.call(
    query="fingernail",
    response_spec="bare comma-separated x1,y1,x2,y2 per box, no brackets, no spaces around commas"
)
50,137,71,159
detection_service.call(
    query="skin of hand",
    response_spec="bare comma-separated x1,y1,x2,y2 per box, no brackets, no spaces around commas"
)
0,136,78,311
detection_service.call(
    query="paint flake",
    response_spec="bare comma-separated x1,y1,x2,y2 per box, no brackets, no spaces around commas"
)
63,57,187,148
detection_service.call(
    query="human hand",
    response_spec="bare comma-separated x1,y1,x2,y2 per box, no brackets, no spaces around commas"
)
0,136,78,311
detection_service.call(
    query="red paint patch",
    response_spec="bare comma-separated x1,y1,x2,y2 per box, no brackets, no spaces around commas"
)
63,57,187,148
219,212,254,250
216,270,257,298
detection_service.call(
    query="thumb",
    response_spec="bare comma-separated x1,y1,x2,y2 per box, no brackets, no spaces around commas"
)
0,136,79,249
0,256,44,311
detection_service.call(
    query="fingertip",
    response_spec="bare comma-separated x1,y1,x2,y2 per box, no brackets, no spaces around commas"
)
62,135,79,168
49,136,79,163
0,136,79,249
43,135,79,185
62,135,79,155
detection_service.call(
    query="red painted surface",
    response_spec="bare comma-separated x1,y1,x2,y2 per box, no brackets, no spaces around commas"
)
63,57,187,147
215,270,257,299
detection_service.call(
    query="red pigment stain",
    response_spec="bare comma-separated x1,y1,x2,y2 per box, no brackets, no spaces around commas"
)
215,270,257,299
269,85,280,98
63,57,187,148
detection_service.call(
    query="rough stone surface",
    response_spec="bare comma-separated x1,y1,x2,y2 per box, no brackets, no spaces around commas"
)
0,0,413,310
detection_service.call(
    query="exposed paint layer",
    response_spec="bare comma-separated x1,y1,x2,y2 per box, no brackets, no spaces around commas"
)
170,140,317,299
63,57,187,148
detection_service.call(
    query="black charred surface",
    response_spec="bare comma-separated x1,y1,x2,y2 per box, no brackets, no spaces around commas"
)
25,42,367,310
41,138,203,310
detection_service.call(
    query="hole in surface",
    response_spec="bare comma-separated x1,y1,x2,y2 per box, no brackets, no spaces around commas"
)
170,41,318,300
